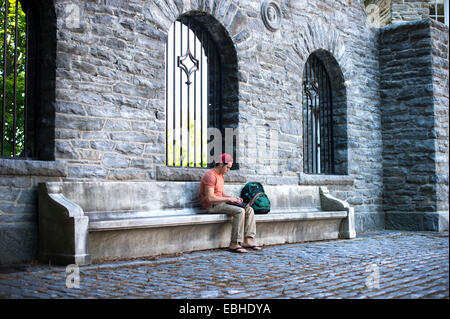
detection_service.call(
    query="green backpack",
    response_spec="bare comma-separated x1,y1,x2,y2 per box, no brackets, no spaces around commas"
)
240,182,271,214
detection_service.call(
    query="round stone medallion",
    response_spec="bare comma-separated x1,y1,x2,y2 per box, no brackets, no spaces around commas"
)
261,0,282,32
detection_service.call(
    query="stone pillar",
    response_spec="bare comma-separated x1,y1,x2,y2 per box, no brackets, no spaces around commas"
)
379,19,449,231
430,19,449,230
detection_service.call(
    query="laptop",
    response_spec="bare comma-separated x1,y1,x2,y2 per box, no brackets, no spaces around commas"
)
226,192,263,208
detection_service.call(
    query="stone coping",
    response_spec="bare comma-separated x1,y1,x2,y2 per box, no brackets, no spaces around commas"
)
88,210,348,231
0,159,67,177
157,167,356,186
379,18,449,33
299,173,355,185
155,166,246,182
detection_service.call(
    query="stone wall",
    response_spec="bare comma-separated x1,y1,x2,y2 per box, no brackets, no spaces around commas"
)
51,0,384,226
363,0,432,27
0,2,59,264
1,0,427,263
391,0,430,24
0,160,66,264
379,19,449,231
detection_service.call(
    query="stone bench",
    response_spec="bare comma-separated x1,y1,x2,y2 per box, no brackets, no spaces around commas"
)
38,181,355,265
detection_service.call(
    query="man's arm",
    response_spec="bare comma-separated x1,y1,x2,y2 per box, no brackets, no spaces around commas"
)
223,190,243,203
205,187,242,204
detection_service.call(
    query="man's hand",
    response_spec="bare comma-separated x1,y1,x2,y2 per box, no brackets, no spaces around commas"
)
228,197,243,204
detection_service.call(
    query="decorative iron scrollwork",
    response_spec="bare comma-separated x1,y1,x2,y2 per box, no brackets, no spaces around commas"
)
305,81,319,104
177,49,199,86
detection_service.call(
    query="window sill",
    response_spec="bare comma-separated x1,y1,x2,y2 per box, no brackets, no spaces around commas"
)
299,173,354,186
0,158,67,177
156,166,246,183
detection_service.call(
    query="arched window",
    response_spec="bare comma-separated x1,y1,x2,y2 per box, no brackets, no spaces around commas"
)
1,0,28,157
0,0,53,159
303,54,335,174
165,16,222,168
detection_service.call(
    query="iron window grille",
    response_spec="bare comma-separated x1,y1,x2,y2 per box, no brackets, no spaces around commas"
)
1,0,38,159
165,17,222,168
303,54,335,175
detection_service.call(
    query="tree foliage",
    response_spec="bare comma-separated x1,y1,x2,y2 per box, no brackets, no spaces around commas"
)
0,0,26,157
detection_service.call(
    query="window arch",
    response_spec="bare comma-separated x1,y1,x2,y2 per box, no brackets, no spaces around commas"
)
303,54,334,174
303,52,347,175
165,13,238,168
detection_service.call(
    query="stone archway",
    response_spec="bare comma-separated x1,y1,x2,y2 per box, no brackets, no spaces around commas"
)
153,1,246,167
291,21,350,175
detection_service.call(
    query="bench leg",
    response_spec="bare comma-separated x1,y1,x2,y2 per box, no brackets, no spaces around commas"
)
339,207,356,239
38,183,91,265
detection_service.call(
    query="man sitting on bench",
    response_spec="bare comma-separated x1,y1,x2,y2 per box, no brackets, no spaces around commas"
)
200,153,262,253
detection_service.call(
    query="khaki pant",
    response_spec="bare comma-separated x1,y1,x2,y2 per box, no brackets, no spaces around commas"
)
206,203,256,244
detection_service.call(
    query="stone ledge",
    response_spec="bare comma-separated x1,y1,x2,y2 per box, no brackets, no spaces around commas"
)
156,166,246,183
0,159,67,177
88,210,348,231
89,213,229,231
379,18,431,34
299,173,355,186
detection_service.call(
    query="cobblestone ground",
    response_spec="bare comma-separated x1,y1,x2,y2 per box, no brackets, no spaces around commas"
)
0,231,448,299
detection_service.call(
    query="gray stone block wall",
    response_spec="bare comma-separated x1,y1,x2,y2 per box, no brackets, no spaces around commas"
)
2,0,448,264
0,0,385,264
0,160,66,264
52,0,384,229
391,0,430,24
379,19,449,231
363,0,432,27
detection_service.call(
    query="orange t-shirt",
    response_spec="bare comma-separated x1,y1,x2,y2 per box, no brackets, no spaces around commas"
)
200,169,224,209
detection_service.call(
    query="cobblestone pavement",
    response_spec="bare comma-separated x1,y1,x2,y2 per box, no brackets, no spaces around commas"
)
0,231,448,299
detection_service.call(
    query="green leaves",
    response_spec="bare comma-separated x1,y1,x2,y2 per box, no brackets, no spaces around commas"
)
0,0,27,157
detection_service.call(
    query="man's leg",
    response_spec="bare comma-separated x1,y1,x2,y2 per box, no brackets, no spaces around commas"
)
243,206,261,250
243,206,256,239
206,203,246,249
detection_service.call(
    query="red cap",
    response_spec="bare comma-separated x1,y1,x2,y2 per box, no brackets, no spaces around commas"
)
219,153,233,164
